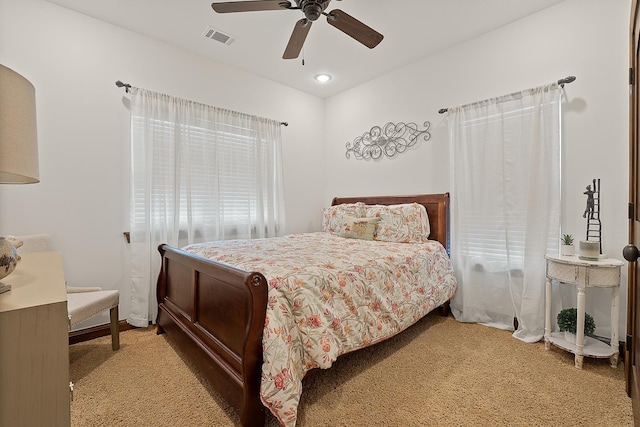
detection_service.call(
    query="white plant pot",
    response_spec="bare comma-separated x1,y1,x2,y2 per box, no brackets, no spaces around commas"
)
561,245,575,256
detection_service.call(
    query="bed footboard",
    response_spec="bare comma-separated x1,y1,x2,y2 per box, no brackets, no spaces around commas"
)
156,244,269,427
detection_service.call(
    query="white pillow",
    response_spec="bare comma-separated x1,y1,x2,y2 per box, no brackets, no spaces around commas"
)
364,203,430,243
321,202,366,235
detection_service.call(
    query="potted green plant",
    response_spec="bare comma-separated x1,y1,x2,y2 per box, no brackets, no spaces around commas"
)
561,233,575,256
557,308,596,343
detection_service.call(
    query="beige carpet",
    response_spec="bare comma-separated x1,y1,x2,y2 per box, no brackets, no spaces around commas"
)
70,313,633,426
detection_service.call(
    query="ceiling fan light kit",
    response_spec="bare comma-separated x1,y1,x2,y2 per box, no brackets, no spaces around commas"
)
211,1,383,59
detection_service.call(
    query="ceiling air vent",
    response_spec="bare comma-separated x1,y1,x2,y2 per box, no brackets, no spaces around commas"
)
202,27,235,46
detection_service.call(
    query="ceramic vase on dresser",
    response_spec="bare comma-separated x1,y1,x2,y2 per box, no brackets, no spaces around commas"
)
0,237,19,280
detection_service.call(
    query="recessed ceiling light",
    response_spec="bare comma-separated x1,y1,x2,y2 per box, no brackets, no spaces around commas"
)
314,74,332,83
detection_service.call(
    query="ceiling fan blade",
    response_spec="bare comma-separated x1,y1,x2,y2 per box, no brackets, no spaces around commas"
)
283,19,312,59
211,1,291,13
326,9,383,49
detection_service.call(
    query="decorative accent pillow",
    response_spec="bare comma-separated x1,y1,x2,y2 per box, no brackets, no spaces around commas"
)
338,216,380,240
365,203,431,243
321,202,366,235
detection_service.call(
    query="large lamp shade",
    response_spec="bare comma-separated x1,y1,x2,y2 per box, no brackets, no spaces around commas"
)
0,64,39,184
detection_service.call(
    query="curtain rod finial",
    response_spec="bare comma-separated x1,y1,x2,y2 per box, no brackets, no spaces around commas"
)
115,80,131,93
558,76,576,87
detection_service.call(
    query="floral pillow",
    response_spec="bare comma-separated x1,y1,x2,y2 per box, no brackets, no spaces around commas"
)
365,203,431,243
321,202,366,235
338,216,380,240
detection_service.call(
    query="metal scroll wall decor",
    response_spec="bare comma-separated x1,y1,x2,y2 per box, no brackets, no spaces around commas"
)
345,121,431,160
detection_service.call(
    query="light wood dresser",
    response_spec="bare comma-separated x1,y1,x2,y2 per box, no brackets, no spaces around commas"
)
0,251,71,426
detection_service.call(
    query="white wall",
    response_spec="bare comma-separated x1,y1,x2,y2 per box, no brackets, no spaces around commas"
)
324,0,630,336
0,0,326,327
0,0,631,337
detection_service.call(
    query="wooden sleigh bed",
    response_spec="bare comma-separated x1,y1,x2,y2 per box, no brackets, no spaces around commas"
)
155,193,455,427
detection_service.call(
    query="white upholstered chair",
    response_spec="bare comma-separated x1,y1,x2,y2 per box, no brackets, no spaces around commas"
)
16,234,120,350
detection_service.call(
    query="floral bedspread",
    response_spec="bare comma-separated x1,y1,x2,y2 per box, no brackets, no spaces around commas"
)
182,232,457,426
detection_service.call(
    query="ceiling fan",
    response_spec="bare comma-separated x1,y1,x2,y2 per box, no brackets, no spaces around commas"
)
210,1,384,59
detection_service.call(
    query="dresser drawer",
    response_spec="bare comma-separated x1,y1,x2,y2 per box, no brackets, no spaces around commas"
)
546,260,578,284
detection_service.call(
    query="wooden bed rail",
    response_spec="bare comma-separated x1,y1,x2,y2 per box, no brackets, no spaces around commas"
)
156,244,268,426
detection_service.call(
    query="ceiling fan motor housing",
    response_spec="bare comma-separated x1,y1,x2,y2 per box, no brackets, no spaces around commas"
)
300,0,330,21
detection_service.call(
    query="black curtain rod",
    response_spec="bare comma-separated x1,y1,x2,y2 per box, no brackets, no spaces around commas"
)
437,76,576,114
115,80,288,126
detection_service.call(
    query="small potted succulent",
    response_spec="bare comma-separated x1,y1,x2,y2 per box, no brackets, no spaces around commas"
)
561,233,575,256
557,308,596,344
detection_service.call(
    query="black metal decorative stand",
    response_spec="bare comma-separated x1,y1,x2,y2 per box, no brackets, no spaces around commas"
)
584,178,602,254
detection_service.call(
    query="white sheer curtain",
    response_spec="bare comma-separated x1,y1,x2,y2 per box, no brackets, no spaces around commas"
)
448,83,561,342
128,88,286,327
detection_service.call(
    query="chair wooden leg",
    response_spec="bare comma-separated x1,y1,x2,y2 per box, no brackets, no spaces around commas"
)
110,306,120,351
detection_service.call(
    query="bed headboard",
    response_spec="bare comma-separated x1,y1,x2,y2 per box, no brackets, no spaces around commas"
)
331,193,450,252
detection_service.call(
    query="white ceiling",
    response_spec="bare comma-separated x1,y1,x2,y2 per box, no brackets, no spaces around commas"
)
45,0,567,98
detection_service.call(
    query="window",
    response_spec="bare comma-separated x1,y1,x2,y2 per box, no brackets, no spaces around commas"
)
130,94,285,244
453,101,560,273
448,83,561,341
127,87,285,327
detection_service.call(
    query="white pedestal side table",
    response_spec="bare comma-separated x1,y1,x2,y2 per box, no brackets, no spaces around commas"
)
544,254,623,369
